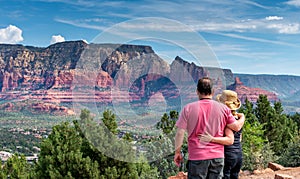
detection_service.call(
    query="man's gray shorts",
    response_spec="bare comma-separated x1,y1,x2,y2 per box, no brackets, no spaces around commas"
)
188,158,224,179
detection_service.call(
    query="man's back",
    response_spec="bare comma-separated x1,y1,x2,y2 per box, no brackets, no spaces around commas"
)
176,99,236,160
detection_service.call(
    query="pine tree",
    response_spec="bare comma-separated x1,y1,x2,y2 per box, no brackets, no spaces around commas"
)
239,98,268,170
253,96,298,157
122,132,133,142
151,110,184,178
255,94,273,124
274,101,284,114
156,110,178,135
254,97,298,155
1,154,31,178
289,112,300,129
266,109,298,155
102,109,118,135
34,121,100,178
278,136,300,167
77,109,159,178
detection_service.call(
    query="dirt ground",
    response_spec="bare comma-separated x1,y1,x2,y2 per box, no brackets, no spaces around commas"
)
169,166,300,179
239,167,300,179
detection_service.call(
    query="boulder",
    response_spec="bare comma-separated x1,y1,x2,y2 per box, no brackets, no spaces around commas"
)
268,162,285,171
274,173,293,179
168,172,187,179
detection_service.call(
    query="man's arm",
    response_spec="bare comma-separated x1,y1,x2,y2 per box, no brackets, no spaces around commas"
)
227,113,245,132
174,127,185,167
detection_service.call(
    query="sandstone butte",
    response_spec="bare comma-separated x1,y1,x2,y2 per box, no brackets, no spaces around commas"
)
0,41,278,114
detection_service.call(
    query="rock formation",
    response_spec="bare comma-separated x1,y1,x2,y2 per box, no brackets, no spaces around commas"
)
0,41,279,114
228,77,278,102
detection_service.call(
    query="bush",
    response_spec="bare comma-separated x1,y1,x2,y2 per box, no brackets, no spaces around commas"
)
278,136,300,167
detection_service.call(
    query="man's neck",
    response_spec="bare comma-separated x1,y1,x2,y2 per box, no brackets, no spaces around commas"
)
198,94,213,100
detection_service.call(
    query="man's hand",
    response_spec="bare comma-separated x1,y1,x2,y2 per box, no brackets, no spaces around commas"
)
174,151,183,167
174,128,185,167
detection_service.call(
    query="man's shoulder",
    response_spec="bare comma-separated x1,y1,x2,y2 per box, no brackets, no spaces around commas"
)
211,100,231,112
185,100,200,107
211,100,226,107
184,100,228,109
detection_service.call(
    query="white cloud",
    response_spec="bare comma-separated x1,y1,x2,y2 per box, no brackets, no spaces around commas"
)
55,18,107,30
285,0,300,7
50,34,65,44
0,25,23,44
266,16,283,21
212,32,299,47
267,23,300,34
190,21,257,32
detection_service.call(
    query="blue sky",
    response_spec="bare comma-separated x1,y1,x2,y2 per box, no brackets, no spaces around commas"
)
1,0,300,76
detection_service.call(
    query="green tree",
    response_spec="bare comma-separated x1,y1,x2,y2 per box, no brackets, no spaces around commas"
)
289,112,300,129
76,109,159,178
0,168,4,179
245,96,298,166
239,98,269,170
274,101,284,114
152,110,188,178
34,121,100,178
122,132,133,142
1,154,31,179
266,111,298,155
278,136,300,167
156,110,178,135
255,98,298,155
254,94,273,124
102,109,118,135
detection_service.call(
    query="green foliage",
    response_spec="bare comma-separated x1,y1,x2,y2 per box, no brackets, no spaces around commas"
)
122,132,133,142
240,96,299,170
34,109,159,178
1,154,32,178
34,121,100,178
102,109,118,135
3,95,300,176
0,128,41,155
267,113,298,155
79,111,158,178
151,111,190,178
0,168,4,179
146,131,179,178
156,110,178,135
254,95,272,124
278,136,300,167
289,112,300,130
259,142,278,169
239,99,267,170
255,95,298,155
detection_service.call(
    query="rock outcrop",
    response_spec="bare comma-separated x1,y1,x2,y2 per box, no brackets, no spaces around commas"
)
228,77,278,103
0,41,279,114
0,100,75,115
239,163,300,179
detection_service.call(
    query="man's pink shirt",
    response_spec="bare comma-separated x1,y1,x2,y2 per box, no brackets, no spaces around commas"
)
176,99,236,160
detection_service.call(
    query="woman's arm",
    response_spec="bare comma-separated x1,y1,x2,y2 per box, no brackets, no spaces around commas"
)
199,128,234,145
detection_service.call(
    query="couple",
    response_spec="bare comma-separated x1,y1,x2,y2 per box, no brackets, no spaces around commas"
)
174,77,244,179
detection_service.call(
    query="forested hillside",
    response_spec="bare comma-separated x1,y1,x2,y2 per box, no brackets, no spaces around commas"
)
1,95,300,178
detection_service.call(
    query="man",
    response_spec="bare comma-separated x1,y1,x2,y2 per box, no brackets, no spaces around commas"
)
174,77,245,179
